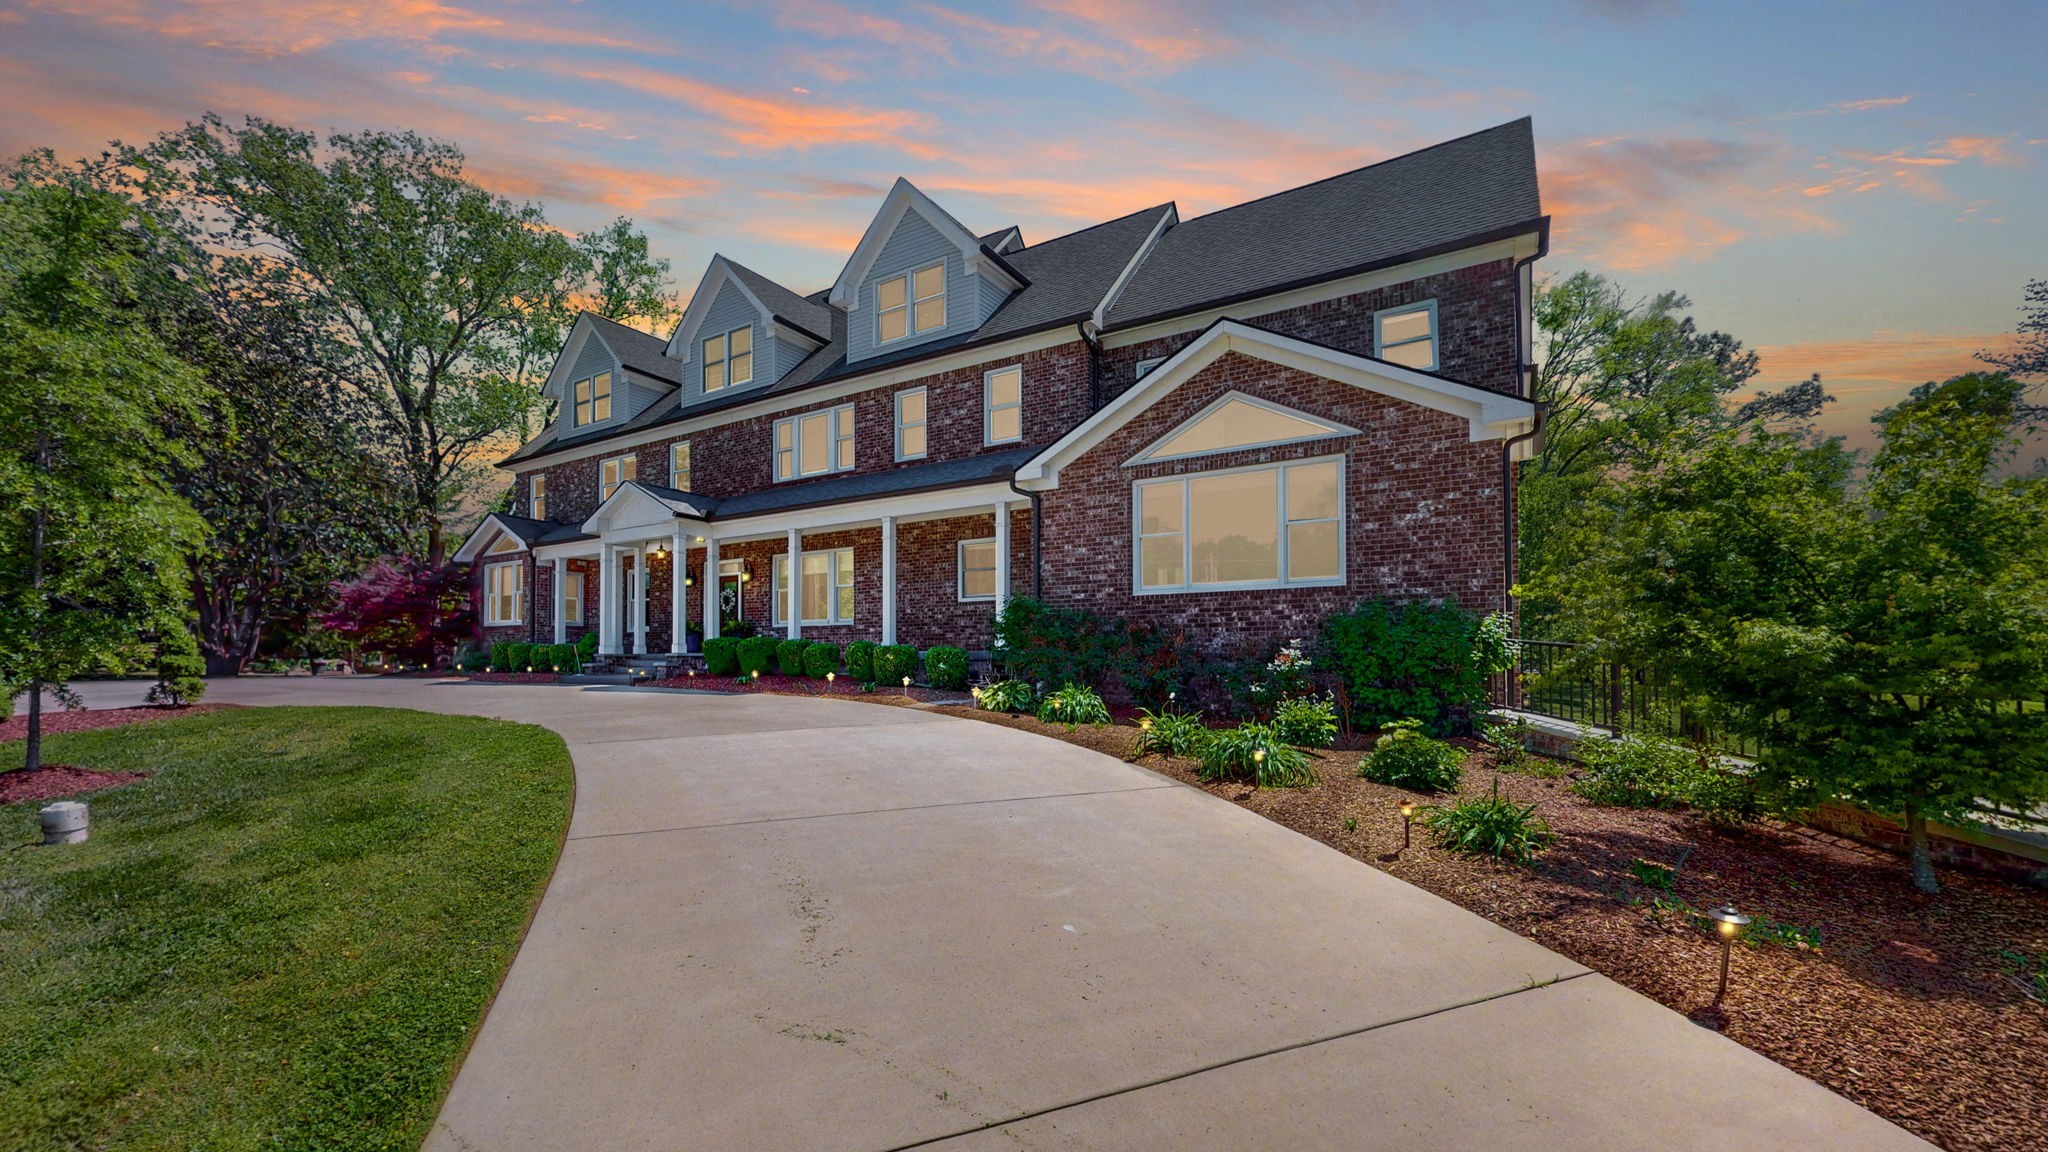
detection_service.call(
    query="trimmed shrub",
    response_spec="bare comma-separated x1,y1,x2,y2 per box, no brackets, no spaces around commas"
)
775,638,812,676
489,642,515,673
977,679,1036,713
994,596,1194,704
737,635,780,677
873,644,918,686
924,645,969,690
803,642,842,679
844,640,878,681
576,630,599,661
455,648,491,674
1132,709,1210,758
1318,600,1514,732
0,687,11,722
546,643,581,674
1361,719,1464,792
1272,696,1338,748
147,624,207,706
1197,722,1317,788
703,636,741,676
1421,782,1553,863
1036,683,1111,726
505,642,536,673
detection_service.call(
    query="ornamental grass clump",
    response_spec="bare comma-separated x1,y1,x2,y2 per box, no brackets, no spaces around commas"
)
1420,781,1553,863
977,679,1036,714
1271,696,1338,748
1361,719,1464,792
1197,722,1318,788
1131,708,1210,758
1036,683,1111,726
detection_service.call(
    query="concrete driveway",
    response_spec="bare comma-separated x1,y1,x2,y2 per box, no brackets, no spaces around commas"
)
58,677,1930,1150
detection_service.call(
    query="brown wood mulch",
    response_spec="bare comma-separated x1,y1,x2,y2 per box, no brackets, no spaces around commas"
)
933,705,2048,1152
0,765,149,806
0,703,238,746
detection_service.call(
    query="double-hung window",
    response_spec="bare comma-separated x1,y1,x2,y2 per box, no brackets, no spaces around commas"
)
984,365,1023,445
958,538,997,601
1373,301,1437,370
600,453,636,501
703,325,752,391
484,562,524,625
669,442,692,491
573,372,612,426
562,571,584,625
1135,458,1343,593
895,387,928,460
877,262,945,344
529,475,547,519
774,405,855,481
772,548,856,625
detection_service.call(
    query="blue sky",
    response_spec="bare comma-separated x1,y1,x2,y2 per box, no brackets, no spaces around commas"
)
5,0,2043,445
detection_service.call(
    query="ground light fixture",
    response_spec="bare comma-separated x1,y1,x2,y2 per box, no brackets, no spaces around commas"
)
1708,905,1751,1003
971,686,982,703
902,675,912,688
1398,797,1417,852
827,672,836,684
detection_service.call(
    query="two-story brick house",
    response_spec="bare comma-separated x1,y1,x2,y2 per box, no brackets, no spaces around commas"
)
456,118,1546,670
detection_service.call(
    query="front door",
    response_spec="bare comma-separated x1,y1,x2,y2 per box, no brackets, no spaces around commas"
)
619,554,642,652
718,571,743,631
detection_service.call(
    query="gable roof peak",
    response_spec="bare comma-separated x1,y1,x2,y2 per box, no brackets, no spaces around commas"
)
827,177,1024,309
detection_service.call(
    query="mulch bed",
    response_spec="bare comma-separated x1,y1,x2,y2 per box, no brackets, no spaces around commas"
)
647,672,972,706
0,704,238,745
933,705,2048,1152
463,672,564,684
0,765,150,806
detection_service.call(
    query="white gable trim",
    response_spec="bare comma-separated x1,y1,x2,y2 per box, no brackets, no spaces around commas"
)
1123,391,1359,467
1091,204,1178,330
453,514,535,564
667,255,771,363
579,480,712,537
984,226,1023,255
1015,319,1537,490
543,316,602,403
828,178,1022,310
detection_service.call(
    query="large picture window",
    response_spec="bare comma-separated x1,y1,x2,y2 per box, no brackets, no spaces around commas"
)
774,405,855,481
1134,458,1343,593
484,562,524,625
600,453,636,501
772,548,856,625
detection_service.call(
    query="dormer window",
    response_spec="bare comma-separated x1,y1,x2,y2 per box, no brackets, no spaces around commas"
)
878,262,945,344
573,371,612,426
703,326,753,392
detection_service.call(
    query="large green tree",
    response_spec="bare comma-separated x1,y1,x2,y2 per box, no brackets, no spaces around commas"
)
0,152,211,770
1532,372,2048,892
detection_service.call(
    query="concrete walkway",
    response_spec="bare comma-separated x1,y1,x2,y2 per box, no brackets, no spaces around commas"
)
56,677,1931,1150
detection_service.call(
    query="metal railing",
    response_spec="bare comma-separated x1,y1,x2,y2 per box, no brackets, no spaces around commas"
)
1494,638,1763,759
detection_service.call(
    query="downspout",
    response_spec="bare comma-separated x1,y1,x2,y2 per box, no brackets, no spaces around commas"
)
1501,230,1549,628
1078,319,1104,412
1009,477,1043,601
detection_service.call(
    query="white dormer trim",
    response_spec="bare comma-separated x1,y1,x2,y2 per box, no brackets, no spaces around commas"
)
543,316,604,403
454,514,537,564
580,480,712,538
1123,391,1359,467
1091,203,1177,330
828,178,1024,311
667,255,772,364
984,226,1024,255
1014,319,1538,491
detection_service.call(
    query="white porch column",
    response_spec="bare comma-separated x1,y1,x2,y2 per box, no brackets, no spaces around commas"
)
993,500,1011,619
669,529,687,655
785,528,802,639
598,545,619,653
880,514,897,647
631,547,649,655
552,557,567,645
703,536,720,641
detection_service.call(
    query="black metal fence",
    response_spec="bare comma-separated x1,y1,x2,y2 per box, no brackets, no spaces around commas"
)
1493,638,1764,759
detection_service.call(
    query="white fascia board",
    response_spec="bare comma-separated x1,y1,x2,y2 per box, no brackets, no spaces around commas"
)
542,317,598,403
1091,204,1178,330
704,481,1017,544
579,482,711,537
1123,390,1359,467
1015,320,1536,490
666,255,771,362
773,318,827,352
534,539,599,560
829,178,994,310
452,515,531,564
1098,233,1542,349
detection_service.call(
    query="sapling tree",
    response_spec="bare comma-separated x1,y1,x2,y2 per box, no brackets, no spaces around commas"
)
1533,372,2048,891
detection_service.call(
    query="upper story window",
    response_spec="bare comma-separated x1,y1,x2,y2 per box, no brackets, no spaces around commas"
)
984,365,1023,445
1135,356,1166,381
573,371,612,426
1135,457,1343,594
895,387,928,460
1374,300,1438,371
600,453,636,502
669,442,692,491
878,262,945,344
484,561,524,626
529,475,547,520
703,325,753,392
774,405,855,482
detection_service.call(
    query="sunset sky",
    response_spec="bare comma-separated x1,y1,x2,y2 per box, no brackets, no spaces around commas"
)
5,0,2043,446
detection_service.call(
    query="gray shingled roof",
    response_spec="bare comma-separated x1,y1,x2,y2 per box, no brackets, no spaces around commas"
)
1104,118,1541,329
585,313,681,384
651,446,1040,521
726,259,835,343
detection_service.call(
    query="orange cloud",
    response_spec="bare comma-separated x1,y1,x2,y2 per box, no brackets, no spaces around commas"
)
22,0,646,56
1756,332,2020,394
1834,95,1912,112
554,63,938,157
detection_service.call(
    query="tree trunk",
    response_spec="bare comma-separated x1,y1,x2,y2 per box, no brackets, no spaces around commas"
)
24,679,42,773
1905,807,1941,894
203,649,246,678
427,516,446,567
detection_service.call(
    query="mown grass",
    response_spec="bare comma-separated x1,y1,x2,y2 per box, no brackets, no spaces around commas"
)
0,706,573,1152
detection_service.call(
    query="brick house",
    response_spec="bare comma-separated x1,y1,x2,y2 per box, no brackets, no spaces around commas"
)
455,119,1546,670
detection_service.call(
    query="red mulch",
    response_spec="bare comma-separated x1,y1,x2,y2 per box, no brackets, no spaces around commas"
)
463,672,563,684
647,672,972,706
0,764,149,805
0,703,237,745
932,705,2048,1152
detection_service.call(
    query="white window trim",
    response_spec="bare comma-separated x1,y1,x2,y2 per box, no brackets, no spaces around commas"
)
771,547,856,625
530,475,547,520
703,325,754,391
894,387,928,461
957,537,997,602
601,453,636,502
773,404,856,482
562,570,585,625
983,364,1023,446
572,372,613,427
1135,356,1166,381
1129,453,1346,596
669,441,692,491
876,261,946,346
1373,299,1439,371
484,561,525,625
1123,391,1360,467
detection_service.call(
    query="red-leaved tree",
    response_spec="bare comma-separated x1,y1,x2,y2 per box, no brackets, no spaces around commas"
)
320,560,475,666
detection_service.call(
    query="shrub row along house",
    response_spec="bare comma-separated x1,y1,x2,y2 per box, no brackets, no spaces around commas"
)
456,118,1546,670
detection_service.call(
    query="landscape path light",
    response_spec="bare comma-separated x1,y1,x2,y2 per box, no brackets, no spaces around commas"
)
827,672,836,684
1708,905,1751,1003
902,675,912,689
1397,797,1417,852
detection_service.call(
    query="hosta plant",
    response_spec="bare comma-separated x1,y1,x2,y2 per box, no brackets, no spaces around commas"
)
1131,709,1210,758
1361,719,1464,792
1272,696,1338,748
977,679,1037,714
1037,683,1111,726
1420,781,1553,863
1197,722,1318,788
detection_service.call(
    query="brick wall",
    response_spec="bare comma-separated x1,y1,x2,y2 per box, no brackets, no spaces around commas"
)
1038,349,1507,658
895,509,1032,650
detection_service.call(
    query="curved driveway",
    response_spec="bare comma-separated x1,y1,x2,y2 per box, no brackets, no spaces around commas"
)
95,677,1928,1151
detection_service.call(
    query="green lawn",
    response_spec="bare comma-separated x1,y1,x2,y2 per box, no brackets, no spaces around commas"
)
0,706,573,1152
